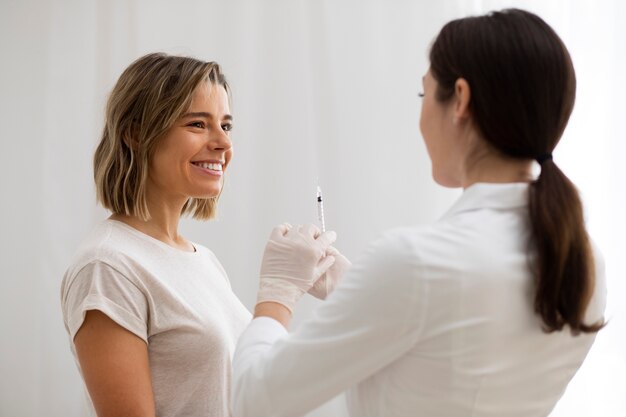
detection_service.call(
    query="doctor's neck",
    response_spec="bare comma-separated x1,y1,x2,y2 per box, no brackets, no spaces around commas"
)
460,140,535,189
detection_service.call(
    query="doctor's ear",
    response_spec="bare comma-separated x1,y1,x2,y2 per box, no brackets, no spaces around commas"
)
452,78,472,125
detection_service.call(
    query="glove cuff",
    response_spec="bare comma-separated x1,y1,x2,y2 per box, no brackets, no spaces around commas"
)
257,279,306,313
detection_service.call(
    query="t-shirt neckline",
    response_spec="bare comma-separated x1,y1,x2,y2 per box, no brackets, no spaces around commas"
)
106,219,199,256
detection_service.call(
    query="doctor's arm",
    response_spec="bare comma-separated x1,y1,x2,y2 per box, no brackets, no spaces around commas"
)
231,230,425,417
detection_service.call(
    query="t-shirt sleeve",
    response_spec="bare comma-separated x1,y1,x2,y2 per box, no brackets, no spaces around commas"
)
61,261,149,343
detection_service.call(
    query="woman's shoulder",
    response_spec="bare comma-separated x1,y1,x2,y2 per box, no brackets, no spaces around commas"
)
61,221,131,302
69,220,131,264
362,221,487,277
63,220,148,283
68,220,113,263
368,223,454,256
358,225,439,271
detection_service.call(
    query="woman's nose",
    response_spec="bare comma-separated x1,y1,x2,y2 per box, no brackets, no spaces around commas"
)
209,127,232,151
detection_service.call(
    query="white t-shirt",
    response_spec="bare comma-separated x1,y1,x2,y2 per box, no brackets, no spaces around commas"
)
61,219,251,417
232,182,607,417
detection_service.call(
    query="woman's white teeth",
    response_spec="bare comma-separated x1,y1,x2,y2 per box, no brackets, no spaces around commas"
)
194,162,222,171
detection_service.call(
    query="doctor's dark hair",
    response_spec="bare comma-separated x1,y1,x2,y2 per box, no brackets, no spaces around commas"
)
94,53,230,221
429,9,603,334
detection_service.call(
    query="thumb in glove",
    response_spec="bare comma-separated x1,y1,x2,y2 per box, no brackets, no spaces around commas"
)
308,246,352,300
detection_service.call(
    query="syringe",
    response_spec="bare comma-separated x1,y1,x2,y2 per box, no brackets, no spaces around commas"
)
316,186,326,233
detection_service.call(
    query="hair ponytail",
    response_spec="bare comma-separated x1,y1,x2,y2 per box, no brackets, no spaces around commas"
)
529,161,603,334
429,9,604,334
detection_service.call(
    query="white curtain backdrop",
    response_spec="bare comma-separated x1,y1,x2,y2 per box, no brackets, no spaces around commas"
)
1,1,624,416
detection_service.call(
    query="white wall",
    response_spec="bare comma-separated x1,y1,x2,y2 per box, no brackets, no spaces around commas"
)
1,1,624,416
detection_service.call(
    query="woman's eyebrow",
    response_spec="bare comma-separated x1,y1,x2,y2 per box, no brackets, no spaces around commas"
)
181,112,233,121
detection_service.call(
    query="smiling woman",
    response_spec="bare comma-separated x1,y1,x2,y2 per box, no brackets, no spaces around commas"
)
93,53,233,223
148,84,233,208
60,53,251,417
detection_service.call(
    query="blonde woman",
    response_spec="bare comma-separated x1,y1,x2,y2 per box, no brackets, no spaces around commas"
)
61,53,344,417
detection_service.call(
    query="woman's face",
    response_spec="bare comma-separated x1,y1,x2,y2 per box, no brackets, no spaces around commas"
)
419,69,463,188
148,82,233,205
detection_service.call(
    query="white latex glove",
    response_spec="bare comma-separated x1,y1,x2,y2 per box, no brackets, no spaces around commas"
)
257,223,337,312
308,246,352,300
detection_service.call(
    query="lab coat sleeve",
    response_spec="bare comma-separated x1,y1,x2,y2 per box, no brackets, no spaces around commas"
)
232,230,427,417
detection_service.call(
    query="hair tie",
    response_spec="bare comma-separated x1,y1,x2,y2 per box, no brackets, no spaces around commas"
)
536,153,553,165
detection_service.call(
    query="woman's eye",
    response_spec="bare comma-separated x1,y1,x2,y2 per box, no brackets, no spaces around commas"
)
188,121,205,128
222,123,233,132
417,92,425,98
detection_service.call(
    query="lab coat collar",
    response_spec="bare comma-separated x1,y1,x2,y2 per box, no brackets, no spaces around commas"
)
442,182,529,219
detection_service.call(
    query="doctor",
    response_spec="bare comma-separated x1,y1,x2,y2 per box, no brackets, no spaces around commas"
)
232,8,606,417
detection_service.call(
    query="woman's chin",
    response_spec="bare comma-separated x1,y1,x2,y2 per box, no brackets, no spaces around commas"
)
190,187,222,200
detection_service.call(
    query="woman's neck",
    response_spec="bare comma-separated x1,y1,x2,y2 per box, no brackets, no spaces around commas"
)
462,157,535,189
110,202,194,252
461,136,536,189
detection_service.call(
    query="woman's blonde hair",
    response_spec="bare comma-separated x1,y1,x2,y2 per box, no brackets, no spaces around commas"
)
94,52,230,221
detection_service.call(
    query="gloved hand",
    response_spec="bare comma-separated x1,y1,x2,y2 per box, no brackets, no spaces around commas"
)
308,246,351,300
257,223,337,313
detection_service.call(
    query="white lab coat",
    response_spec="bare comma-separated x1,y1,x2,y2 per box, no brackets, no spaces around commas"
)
232,182,606,417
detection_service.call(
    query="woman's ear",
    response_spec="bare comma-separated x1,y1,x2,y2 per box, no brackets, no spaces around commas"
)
453,78,471,124
122,124,140,151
